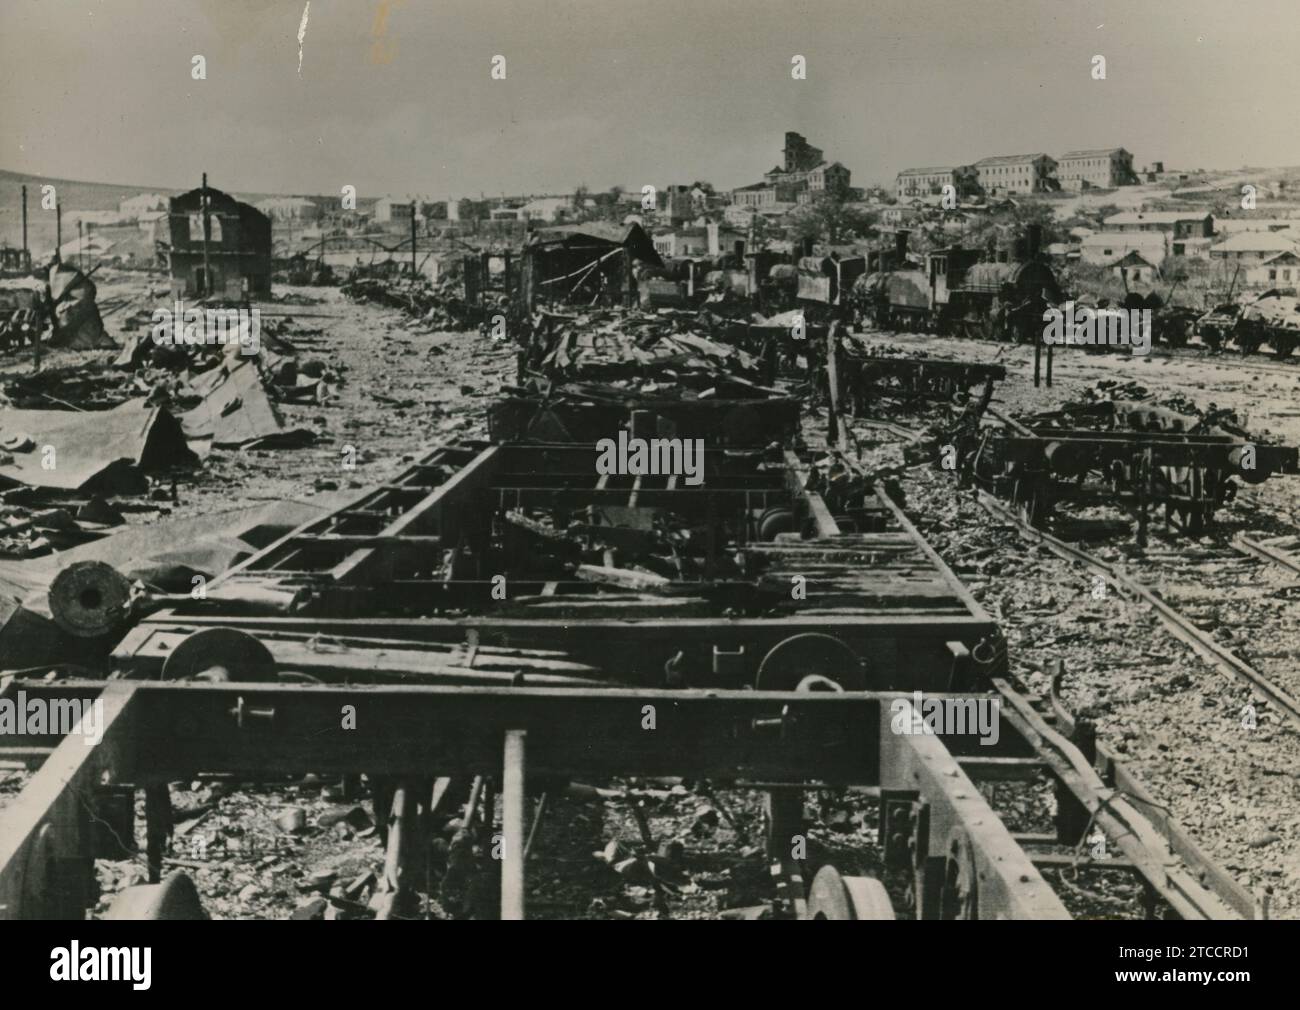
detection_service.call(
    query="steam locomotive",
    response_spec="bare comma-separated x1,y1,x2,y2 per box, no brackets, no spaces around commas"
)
854,226,1063,341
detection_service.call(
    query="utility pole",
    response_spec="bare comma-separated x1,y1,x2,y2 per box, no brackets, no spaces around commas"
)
201,171,212,298
55,200,62,264
79,220,85,271
21,185,28,266
410,201,417,277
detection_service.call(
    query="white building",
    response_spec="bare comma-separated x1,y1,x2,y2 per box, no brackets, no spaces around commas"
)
1209,231,1300,264
1213,217,1298,235
374,197,416,224
119,193,168,217
974,154,1057,195
255,196,321,222
1108,250,1161,284
1080,231,1168,266
1247,250,1300,288
519,197,574,223
724,204,758,229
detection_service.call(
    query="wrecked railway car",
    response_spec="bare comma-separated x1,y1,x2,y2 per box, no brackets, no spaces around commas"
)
105,436,1005,693
957,399,1300,537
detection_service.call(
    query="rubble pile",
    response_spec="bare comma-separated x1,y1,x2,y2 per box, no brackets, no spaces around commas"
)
1,303,335,564
341,271,477,332
520,308,772,388
1074,379,1250,432
272,260,338,286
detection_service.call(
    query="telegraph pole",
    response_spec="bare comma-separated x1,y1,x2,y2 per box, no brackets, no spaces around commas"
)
410,201,418,277
21,185,28,266
201,172,212,298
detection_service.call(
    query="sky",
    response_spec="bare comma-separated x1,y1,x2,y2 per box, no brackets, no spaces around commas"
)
1,0,1297,200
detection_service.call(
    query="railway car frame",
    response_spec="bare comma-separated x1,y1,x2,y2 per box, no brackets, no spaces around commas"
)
0,672,1253,920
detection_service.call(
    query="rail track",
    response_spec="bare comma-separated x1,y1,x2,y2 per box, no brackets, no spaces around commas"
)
976,492,1300,728
844,408,1300,916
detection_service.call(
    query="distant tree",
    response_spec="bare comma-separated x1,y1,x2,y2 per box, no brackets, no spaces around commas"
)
788,192,877,245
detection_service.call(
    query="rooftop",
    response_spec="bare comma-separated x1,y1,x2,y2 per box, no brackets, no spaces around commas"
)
1104,210,1213,226
1081,232,1167,249
1211,232,1300,253
975,153,1052,166
1060,148,1130,160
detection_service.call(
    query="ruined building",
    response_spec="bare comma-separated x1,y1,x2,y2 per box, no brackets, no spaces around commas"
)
164,184,272,299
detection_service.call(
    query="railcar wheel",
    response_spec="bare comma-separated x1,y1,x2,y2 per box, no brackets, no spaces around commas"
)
805,865,895,920
755,633,867,691
756,506,796,541
49,560,133,638
20,823,59,919
939,829,979,920
160,627,277,682
105,871,209,920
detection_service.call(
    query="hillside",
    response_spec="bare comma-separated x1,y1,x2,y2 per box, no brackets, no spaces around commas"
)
0,168,359,256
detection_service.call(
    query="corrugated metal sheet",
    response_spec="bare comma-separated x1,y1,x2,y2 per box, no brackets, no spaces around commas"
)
0,400,194,492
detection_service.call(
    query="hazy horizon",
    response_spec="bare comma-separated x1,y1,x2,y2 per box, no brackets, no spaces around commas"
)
3,0,1298,201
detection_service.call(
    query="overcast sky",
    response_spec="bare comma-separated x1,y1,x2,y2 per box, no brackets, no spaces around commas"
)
2,0,1297,199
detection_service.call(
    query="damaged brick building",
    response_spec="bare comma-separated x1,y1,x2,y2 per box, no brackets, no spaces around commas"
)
164,182,272,299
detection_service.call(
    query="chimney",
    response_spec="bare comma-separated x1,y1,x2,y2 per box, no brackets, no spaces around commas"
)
707,221,720,256
1025,224,1043,258
894,229,910,263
